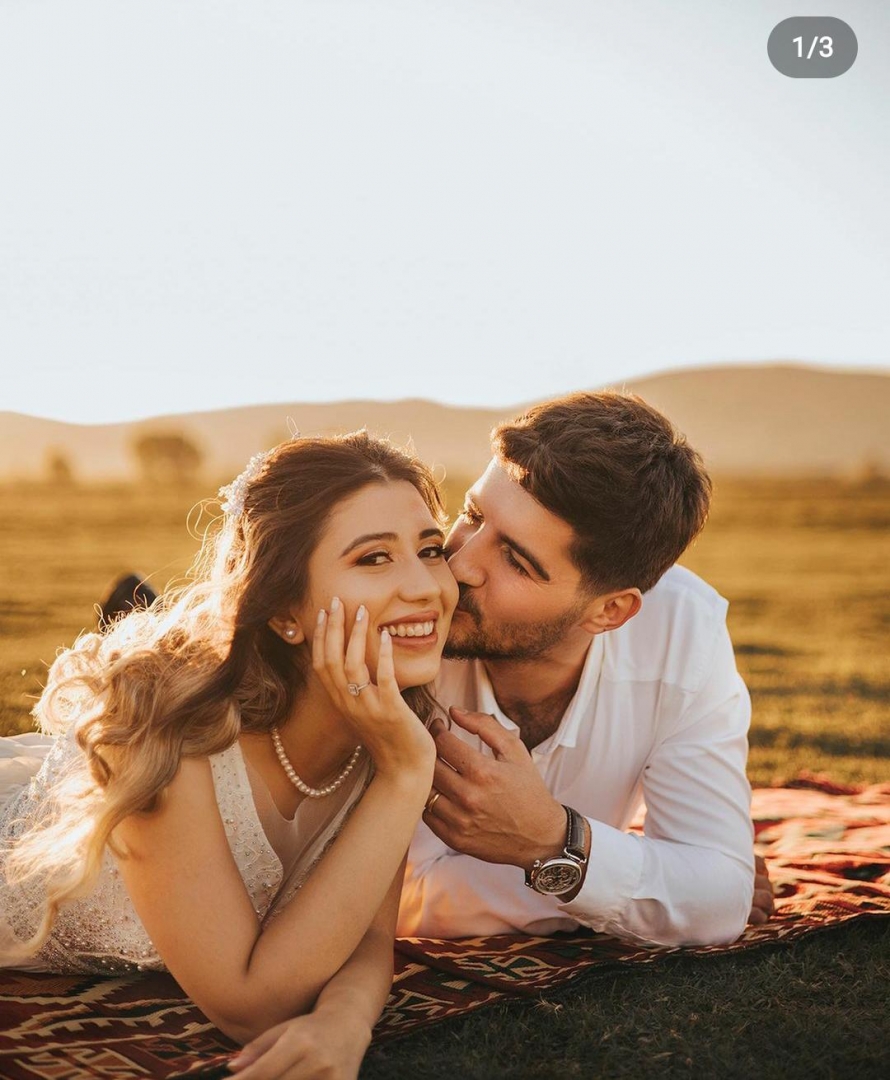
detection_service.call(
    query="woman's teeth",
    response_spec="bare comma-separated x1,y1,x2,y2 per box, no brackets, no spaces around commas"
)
381,620,435,638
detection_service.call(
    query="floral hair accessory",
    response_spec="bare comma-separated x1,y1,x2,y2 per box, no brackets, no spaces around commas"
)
218,449,274,516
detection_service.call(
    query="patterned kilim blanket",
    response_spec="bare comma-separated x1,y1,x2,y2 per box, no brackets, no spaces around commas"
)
1,777,888,1080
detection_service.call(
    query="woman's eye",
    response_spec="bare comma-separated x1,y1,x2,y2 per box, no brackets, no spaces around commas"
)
461,507,482,525
504,547,529,576
420,544,446,560
357,551,391,567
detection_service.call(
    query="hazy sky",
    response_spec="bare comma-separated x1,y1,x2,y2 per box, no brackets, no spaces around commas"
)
1,1,888,423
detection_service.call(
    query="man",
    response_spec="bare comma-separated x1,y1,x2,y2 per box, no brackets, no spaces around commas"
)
397,391,760,947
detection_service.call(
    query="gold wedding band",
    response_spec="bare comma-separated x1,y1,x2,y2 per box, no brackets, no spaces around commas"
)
425,790,442,814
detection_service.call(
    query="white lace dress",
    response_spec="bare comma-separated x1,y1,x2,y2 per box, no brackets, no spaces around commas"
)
0,731,370,974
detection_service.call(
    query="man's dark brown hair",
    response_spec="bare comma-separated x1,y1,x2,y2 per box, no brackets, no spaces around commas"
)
491,391,712,594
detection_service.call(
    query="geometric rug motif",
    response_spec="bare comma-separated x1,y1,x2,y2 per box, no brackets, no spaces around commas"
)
1,776,888,1079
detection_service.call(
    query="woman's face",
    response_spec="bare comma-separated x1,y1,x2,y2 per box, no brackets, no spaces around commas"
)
293,480,458,689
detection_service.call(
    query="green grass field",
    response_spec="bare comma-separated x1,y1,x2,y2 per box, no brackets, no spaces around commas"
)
1,476,888,1076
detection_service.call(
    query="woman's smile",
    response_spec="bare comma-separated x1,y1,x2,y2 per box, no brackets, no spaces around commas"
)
377,610,439,647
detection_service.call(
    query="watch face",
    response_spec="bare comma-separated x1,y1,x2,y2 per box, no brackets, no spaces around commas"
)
533,858,583,895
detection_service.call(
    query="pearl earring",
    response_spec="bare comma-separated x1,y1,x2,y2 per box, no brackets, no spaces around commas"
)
285,627,296,639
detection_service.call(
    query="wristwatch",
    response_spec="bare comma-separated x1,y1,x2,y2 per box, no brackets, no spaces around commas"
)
524,805,589,896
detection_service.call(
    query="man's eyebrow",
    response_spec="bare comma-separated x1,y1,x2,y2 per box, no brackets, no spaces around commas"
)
500,533,551,582
464,491,550,581
341,528,444,557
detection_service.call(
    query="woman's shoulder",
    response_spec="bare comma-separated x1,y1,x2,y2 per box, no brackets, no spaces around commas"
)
114,745,244,853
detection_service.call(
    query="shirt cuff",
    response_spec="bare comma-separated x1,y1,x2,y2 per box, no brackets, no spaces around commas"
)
557,818,645,930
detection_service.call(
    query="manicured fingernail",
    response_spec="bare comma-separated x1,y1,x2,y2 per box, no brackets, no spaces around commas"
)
381,629,390,643
317,608,326,624
331,596,341,612
356,605,366,622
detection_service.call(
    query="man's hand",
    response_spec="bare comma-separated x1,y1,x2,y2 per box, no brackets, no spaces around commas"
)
747,853,776,925
422,707,567,871
227,1005,371,1080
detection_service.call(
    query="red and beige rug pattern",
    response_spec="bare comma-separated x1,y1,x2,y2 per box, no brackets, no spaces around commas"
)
1,777,888,1079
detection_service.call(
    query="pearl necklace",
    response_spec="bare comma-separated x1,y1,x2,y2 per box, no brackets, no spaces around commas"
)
270,727,362,799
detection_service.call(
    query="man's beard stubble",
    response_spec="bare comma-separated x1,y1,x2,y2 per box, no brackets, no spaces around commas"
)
443,584,585,662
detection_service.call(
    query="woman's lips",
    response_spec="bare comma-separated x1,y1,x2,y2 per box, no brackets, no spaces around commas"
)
378,614,439,648
387,630,439,649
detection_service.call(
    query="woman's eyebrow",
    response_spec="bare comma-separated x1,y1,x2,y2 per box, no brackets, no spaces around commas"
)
340,527,444,557
340,532,397,557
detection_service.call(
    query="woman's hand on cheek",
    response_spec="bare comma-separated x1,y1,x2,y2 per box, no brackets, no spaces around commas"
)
312,600,435,781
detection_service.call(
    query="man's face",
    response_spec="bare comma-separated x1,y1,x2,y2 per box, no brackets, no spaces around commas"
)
444,460,591,661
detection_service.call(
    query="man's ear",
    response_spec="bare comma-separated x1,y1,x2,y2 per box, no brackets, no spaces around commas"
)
267,613,306,645
579,588,643,636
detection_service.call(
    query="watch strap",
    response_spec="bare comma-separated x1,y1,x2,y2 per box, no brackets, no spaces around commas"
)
564,805,588,862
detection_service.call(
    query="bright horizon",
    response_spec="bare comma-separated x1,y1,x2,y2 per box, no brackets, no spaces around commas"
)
5,359,887,429
2,2,888,424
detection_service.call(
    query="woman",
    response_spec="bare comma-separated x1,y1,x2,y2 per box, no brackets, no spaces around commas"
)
0,431,458,1077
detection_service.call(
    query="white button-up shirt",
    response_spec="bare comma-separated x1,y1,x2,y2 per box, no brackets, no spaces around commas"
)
399,565,754,947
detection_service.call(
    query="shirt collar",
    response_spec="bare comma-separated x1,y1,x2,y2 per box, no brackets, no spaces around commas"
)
475,634,605,756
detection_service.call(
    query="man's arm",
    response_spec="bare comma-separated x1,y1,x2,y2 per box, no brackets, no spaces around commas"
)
559,676,755,945
400,815,574,937
404,631,755,946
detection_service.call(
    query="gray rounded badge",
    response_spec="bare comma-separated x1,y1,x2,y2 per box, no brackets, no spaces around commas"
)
768,17,857,78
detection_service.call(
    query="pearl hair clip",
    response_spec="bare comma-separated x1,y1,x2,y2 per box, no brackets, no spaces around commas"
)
218,450,274,516
218,429,300,516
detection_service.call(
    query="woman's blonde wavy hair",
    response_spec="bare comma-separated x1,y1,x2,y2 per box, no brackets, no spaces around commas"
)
5,430,447,956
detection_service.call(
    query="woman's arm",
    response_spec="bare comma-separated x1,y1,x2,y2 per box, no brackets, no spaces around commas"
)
116,753,426,1043
115,620,434,1043
227,865,405,1078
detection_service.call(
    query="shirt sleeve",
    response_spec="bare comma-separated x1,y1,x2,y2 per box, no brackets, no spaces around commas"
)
399,820,580,938
558,625,754,946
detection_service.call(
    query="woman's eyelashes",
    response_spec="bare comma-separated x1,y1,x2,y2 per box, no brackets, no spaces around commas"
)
460,505,482,525
355,544,445,567
356,550,391,567
421,543,446,560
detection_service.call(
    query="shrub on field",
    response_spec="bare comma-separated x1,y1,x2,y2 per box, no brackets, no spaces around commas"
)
132,431,203,486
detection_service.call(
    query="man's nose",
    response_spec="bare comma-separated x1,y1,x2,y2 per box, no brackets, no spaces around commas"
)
444,525,485,588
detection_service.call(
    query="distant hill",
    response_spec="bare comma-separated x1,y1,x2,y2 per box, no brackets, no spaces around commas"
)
1,364,887,482
625,365,889,476
0,400,506,484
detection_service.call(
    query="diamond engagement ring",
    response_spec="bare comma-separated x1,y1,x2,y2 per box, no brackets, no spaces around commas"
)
347,682,371,697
